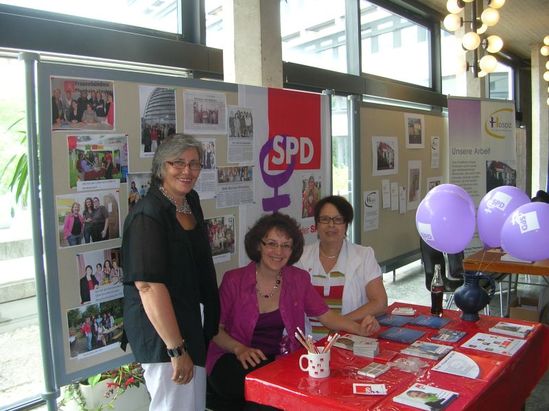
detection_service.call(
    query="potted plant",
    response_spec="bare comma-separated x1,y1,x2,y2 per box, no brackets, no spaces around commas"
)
59,362,150,411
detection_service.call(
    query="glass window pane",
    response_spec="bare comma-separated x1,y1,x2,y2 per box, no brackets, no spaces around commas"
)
0,0,179,34
0,57,44,408
280,0,347,73
331,95,351,198
360,1,431,87
441,28,467,96
205,0,224,49
489,63,513,100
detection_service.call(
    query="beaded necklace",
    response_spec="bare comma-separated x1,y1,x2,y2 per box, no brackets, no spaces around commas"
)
256,271,282,299
159,186,192,215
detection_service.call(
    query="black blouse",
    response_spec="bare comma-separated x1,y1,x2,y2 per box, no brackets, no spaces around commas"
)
121,185,220,365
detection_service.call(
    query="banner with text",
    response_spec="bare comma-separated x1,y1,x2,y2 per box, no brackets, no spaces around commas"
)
448,97,516,205
237,85,331,265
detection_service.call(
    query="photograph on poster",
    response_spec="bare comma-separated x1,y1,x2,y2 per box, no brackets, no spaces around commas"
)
372,136,399,176
77,247,124,304
426,176,443,192
201,140,217,170
67,298,124,358
215,166,254,208
217,165,253,183
407,160,422,210
486,160,516,191
127,173,151,212
67,134,127,190
51,77,114,131
183,90,227,135
139,85,176,157
56,189,120,248
205,215,235,257
302,175,321,218
228,106,254,138
405,113,424,149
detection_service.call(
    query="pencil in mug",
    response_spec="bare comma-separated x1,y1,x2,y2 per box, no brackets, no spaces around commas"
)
294,331,316,353
322,332,340,353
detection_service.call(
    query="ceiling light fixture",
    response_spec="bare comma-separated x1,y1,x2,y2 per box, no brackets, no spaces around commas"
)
443,0,505,77
542,35,549,105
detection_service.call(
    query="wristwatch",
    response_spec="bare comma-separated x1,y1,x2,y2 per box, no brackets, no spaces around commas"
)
166,341,187,358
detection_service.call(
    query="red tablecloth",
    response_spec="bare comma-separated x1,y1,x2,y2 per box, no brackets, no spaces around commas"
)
245,303,549,410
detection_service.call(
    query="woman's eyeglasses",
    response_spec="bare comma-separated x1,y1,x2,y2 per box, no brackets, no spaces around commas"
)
318,216,346,225
261,240,293,251
166,160,202,171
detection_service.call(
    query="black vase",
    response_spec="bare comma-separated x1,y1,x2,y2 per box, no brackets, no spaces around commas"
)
453,272,496,321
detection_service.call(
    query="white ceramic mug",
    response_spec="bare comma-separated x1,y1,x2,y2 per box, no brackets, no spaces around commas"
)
299,351,330,378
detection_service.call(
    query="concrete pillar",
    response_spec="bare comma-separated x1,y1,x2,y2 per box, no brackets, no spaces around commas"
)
531,43,549,193
223,0,283,88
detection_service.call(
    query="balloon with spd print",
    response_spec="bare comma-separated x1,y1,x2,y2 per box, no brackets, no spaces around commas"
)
500,202,549,261
416,187,476,254
477,186,530,248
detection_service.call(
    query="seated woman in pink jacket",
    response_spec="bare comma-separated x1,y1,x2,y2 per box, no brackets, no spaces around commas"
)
206,212,380,410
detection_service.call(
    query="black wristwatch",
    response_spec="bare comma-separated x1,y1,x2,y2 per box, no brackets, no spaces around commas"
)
166,341,187,358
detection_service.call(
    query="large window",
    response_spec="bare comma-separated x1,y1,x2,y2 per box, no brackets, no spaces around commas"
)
0,57,43,409
489,63,513,101
280,0,347,73
205,0,224,49
0,0,180,33
441,28,466,96
360,1,431,87
332,95,351,198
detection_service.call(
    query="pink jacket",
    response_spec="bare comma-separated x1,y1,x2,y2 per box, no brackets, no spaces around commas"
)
63,213,84,239
206,262,328,374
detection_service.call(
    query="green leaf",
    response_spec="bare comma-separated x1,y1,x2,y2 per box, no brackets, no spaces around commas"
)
88,373,102,387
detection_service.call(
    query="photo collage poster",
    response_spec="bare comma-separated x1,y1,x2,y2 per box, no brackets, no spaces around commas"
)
49,75,330,376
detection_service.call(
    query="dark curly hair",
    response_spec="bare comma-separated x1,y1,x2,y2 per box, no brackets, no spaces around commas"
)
313,195,354,228
244,212,304,265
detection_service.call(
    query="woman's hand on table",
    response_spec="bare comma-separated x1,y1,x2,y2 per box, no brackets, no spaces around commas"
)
358,314,380,336
234,344,267,369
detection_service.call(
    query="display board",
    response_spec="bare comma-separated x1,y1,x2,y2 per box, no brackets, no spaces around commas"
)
37,63,330,386
359,104,448,267
448,96,516,254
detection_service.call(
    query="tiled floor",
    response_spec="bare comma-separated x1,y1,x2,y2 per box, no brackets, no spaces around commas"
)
383,261,549,411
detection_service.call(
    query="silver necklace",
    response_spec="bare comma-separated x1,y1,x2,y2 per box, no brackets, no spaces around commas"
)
256,271,282,299
159,186,192,215
319,248,339,259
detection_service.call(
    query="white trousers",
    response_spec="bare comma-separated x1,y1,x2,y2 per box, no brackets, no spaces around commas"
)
142,362,206,411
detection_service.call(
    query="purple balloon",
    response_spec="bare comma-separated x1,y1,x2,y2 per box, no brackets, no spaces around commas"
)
427,183,474,208
501,202,549,261
416,189,476,254
477,186,530,248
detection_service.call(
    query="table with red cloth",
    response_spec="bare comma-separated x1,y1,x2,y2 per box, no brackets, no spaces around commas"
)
245,302,549,410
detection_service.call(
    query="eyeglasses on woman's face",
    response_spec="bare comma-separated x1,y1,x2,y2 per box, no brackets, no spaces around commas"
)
317,215,346,225
166,159,202,171
261,239,293,252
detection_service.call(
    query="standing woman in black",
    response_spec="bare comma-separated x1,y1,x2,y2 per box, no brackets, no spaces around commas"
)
121,134,220,410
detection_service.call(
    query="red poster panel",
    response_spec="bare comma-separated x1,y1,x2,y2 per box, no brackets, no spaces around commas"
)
267,88,321,171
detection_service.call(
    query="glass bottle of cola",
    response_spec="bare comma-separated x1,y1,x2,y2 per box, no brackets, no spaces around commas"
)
430,264,444,317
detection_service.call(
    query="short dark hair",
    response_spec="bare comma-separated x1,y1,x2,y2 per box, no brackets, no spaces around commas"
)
244,212,304,265
314,195,354,226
